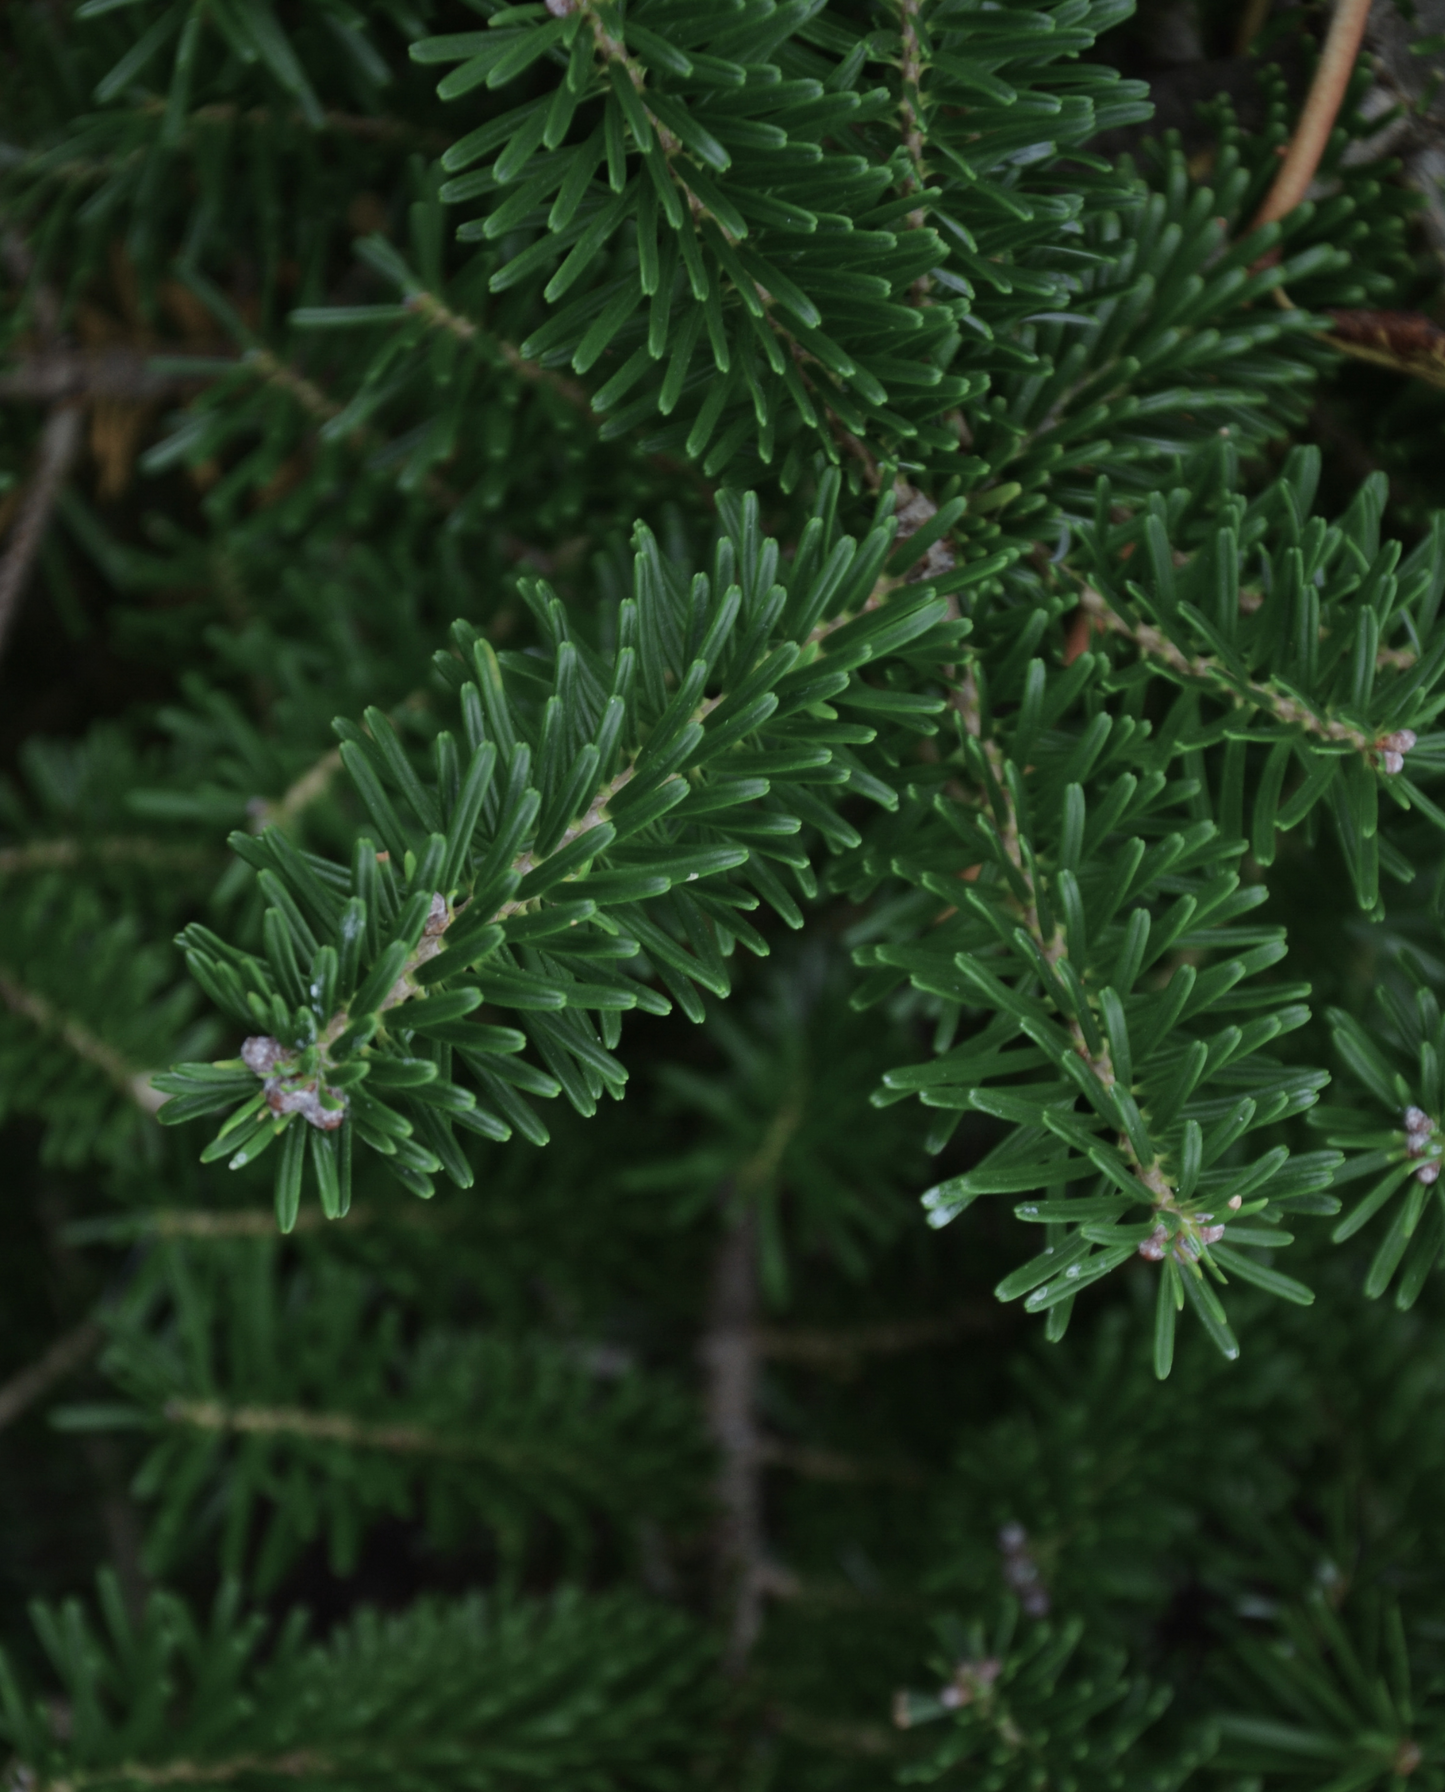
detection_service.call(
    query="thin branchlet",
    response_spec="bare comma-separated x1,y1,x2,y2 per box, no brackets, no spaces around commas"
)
0,970,164,1115
1077,582,1419,774
950,671,1233,1250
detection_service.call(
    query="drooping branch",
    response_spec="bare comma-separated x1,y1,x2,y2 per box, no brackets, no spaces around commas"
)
950,675,1181,1209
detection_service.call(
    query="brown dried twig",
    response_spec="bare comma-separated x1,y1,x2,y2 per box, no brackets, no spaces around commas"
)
1250,0,1376,235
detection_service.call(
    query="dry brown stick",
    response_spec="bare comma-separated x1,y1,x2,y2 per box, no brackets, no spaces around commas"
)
0,1318,103,1433
0,401,84,663
1250,0,1375,233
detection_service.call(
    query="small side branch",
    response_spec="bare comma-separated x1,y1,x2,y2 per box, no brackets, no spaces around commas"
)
896,0,930,216
26,1748,325,1791
0,969,165,1115
0,402,84,663
162,1398,563,1477
701,1201,768,1674
755,1307,999,1364
0,349,226,404
0,1318,103,1433
0,838,214,877
1076,582,1413,771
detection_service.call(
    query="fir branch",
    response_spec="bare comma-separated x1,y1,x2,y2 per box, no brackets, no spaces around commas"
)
950,672,1183,1214
238,747,674,1117
755,1309,999,1363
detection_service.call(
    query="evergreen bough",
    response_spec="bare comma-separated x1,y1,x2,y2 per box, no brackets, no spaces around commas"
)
5,0,1445,1786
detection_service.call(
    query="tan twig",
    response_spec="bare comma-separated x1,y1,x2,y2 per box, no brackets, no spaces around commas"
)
0,401,85,663
0,349,227,404
404,290,599,420
756,1438,924,1484
29,1750,324,1792
162,1398,586,1477
0,838,214,877
72,1202,454,1240
896,1,931,214
0,1318,103,1433
244,347,341,424
165,1398,454,1454
245,747,343,833
755,1307,999,1364
951,674,1176,1207
0,969,164,1115
1250,0,1375,233
1076,582,1411,770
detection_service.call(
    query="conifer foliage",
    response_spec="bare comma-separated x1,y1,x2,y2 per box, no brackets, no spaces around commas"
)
7,0,1445,1786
